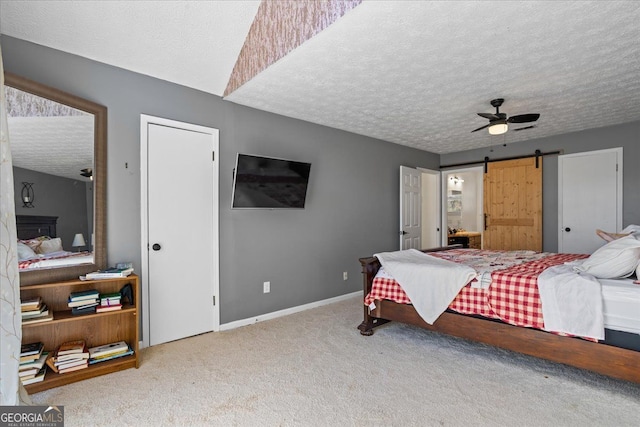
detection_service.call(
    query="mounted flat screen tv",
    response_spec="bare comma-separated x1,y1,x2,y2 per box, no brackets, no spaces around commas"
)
232,153,312,209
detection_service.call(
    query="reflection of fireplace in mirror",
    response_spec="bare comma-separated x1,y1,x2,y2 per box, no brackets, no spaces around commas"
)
21,182,35,208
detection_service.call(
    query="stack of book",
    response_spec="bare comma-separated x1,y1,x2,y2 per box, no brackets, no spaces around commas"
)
19,342,48,385
88,341,133,364
84,267,134,280
96,292,122,313
21,297,53,324
68,289,100,315
46,340,89,374
20,342,44,364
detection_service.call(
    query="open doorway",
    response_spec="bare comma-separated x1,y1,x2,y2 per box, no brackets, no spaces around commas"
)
441,167,483,248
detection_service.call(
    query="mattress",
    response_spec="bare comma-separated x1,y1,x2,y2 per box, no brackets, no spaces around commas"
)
19,251,94,271
600,278,640,335
366,249,640,338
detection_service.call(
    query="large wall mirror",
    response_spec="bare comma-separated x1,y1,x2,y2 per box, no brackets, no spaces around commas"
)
5,72,107,285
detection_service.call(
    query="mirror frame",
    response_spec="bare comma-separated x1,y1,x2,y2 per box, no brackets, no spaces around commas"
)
5,72,107,285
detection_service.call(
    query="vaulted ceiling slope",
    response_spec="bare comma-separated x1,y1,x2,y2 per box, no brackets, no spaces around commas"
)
2,1,640,155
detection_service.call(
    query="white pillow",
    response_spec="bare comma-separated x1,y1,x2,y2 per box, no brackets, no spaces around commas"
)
621,224,640,238
17,241,37,260
574,235,640,279
37,237,64,254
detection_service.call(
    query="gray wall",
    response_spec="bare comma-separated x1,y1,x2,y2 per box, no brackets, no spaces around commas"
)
441,122,640,252
2,36,440,323
13,167,91,251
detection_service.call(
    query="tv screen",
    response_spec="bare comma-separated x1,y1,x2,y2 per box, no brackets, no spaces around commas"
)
232,154,312,209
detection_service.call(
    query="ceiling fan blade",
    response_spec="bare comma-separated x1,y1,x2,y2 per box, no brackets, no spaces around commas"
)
477,112,499,120
508,113,540,123
471,123,491,133
513,125,536,131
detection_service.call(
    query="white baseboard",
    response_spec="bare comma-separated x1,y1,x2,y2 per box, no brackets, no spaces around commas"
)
219,291,362,332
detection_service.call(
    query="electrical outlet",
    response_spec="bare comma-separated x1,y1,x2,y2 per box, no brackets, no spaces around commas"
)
263,281,270,293
343,271,348,281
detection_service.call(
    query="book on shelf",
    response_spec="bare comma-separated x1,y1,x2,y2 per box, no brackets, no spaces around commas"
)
58,362,88,374
46,340,90,374
68,299,99,308
21,312,54,325
70,300,99,310
19,352,48,376
89,346,134,364
100,291,122,300
84,267,134,280
19,368,38,379
68,289,100,302
99,292,122,306
57,340,87,356
96,304,122,313
55,352,89,363
20,296,42,311
22,304,49,319
88,341,129,359
21,365,47,385
55,358,88,370
45,353,59,373
72,305,97,315
20,341,44,358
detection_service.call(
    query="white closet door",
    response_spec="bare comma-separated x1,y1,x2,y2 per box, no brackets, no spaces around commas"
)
144,119,219,346
558,148,622,254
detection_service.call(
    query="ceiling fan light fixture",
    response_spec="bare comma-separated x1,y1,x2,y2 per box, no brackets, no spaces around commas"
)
488,123,508,135
80,168,93,180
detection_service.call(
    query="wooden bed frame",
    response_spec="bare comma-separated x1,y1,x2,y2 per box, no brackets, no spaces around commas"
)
16,215,58,240
358,246,640,384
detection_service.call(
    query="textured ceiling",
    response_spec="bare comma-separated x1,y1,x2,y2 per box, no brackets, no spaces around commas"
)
226,1,640,153
8,116,94,181
5,85,94,181
2,1,640,156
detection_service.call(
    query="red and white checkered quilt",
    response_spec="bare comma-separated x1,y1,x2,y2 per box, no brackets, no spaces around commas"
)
365,249,589,329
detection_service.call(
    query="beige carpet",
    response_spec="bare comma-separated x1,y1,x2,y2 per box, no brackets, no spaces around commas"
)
31,296,639,426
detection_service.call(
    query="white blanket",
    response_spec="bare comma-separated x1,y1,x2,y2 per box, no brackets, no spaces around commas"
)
374,249,476,324
538,264,604,340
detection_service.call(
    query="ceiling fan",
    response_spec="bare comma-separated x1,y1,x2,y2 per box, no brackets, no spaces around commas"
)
80,168,93,180
471,98,540,135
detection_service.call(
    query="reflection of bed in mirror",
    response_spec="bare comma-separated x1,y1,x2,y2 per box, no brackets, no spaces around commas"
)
6,72,107,285
16,214,93,271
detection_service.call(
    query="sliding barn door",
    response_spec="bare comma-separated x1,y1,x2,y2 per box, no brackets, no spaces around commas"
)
483,157,542,251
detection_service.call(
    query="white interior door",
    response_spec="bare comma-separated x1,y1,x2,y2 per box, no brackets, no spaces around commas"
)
558,148,622,254
420,169,441,248
141,116,219,346
400,166,421,249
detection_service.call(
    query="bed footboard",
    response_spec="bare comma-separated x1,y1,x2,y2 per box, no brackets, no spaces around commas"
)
358,245,460,335
356,245,640,383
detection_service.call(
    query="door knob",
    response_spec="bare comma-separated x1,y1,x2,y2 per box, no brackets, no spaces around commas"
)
400,231,408,235
564,227,571,232
152,243,161,251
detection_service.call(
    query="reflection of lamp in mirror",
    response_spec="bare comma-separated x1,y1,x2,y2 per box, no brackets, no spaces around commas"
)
72,233,86,252
21,182,35,208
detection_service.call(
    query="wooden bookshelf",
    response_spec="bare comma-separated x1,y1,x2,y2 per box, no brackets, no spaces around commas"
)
20,275,140,393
